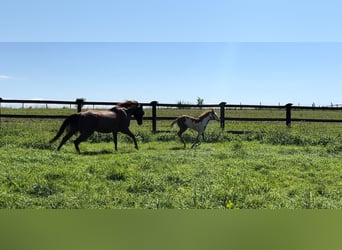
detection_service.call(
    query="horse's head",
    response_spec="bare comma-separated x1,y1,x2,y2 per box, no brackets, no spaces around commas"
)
132,104,145,125
210,109,220,121
115,100,144,125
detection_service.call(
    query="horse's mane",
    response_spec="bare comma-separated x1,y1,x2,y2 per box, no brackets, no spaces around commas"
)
116,100,139,108
109,100,139,112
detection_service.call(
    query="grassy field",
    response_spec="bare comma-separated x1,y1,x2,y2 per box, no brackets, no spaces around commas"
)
0,108,341,208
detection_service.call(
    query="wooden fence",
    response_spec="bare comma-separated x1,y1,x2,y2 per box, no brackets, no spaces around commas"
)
1,98,342,133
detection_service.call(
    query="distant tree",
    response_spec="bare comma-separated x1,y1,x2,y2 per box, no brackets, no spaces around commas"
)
196,97,204,107
177,100,188,109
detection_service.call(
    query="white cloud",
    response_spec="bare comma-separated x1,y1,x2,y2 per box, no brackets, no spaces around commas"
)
0,75,11,80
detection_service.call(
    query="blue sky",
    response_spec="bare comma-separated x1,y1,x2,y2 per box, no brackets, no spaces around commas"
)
1,0,342,106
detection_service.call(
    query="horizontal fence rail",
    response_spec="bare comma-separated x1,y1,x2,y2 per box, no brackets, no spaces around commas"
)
1,98,342,132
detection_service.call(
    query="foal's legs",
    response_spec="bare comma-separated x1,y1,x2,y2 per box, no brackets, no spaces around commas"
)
191,132,203,148
73,131,94,154
177,127,187,148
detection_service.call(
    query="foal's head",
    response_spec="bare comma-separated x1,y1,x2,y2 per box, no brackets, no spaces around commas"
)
209,109,220,121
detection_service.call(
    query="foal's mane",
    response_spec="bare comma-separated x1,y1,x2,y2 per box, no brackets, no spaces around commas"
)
197,110,213,120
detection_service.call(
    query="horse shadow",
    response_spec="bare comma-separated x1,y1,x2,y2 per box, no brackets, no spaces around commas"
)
170,146,185,151
81,149,114,156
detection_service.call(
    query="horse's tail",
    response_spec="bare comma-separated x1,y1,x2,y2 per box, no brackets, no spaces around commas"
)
49,114,79,144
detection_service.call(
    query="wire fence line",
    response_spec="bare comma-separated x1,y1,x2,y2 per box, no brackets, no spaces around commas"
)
1,98,342,132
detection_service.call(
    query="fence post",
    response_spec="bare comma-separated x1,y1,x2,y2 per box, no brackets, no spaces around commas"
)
285,103,293,127
76,98,84,112
151,101,158,133
219,102,226,130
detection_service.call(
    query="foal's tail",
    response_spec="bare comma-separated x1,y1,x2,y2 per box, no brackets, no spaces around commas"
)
49,114,79,144
170,118,179,129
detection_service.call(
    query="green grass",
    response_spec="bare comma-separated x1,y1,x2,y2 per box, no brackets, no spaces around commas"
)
0,108,341,209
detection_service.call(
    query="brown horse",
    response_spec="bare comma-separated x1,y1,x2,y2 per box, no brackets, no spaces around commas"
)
171,109,219,148
49,100,144,153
